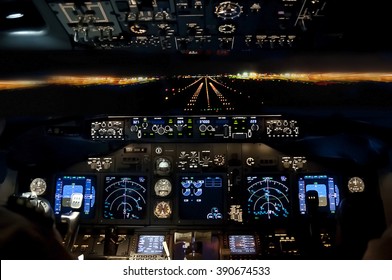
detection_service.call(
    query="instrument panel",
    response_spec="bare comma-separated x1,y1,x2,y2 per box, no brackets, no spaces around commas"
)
14,114,382,259
48,138,346,227
38,115,369,227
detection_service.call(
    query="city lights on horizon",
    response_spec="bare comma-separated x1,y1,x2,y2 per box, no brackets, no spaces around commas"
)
1,72,392,91
0,75,158,91
232,72,392,82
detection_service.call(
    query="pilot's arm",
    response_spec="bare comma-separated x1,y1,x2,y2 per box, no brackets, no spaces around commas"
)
363,224,392,260
0,198,74,260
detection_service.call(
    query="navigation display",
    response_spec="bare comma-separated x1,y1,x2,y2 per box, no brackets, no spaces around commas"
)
178,175,224,221
103,175,148,221
246,175,290,221
54,175,96,219
228,235,257,255
137,235,165,255
298,175,340,215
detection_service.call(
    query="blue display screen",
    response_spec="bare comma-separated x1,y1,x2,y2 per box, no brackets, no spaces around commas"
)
179,175,224,221
298,175,340,215
103,175,148,220
246,175,290,221
54,175,96,219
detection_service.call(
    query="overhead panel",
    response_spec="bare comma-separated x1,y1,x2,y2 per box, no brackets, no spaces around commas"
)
47,0,329,53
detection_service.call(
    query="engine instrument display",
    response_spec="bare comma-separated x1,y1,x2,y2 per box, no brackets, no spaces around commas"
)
298,175,340,215
179,175,224,221
53,175,96,219
246,175,290,220
103,176,147,220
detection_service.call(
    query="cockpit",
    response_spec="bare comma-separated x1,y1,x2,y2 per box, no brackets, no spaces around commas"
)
1,0,392,261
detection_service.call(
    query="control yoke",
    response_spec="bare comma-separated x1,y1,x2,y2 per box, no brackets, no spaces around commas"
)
61,211,80,250
305,190,322,255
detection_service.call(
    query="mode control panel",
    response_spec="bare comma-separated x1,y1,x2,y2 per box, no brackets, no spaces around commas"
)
90,116,299,142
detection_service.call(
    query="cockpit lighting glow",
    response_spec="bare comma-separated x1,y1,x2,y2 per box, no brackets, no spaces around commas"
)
6,13,24,19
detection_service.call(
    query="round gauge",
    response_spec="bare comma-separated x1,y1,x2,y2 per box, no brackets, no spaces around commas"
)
153,201,172,219
247,176,290,220
103,176,147,220
155,157,172,175
129,24,148,34
348,177,365,193
218,24,236,34
215,2,243,20
29,178,47,196
213,154,225,166
154,178,172,197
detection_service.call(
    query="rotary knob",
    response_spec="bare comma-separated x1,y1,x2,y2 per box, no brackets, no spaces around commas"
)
218,24,236,34
157,126,165,135
91,122,100,130
130,125,138,132
213,154,225,166
176,125,184,132
106,128,115,136
103,159,112,170
251,124,259,131
199,124,207,132
246,157,255,166
129,24,148,35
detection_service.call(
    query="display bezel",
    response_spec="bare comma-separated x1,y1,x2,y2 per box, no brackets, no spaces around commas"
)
136,234,166,255
177,173,227,225
245,173,291,223
100,174,149,225
227,234,258,255
296,173,341,217
53,174,97,222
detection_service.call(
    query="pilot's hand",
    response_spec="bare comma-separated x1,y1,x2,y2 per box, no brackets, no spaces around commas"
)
1,193,75,259
6,193,55,229
363,224,392,259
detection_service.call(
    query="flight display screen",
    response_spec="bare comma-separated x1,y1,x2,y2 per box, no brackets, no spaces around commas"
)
298,175,340,215
103,176,148,220
228,235,257,255
137,235,165,255
178,175,224,221
53,175,96,219
246,175,290,221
